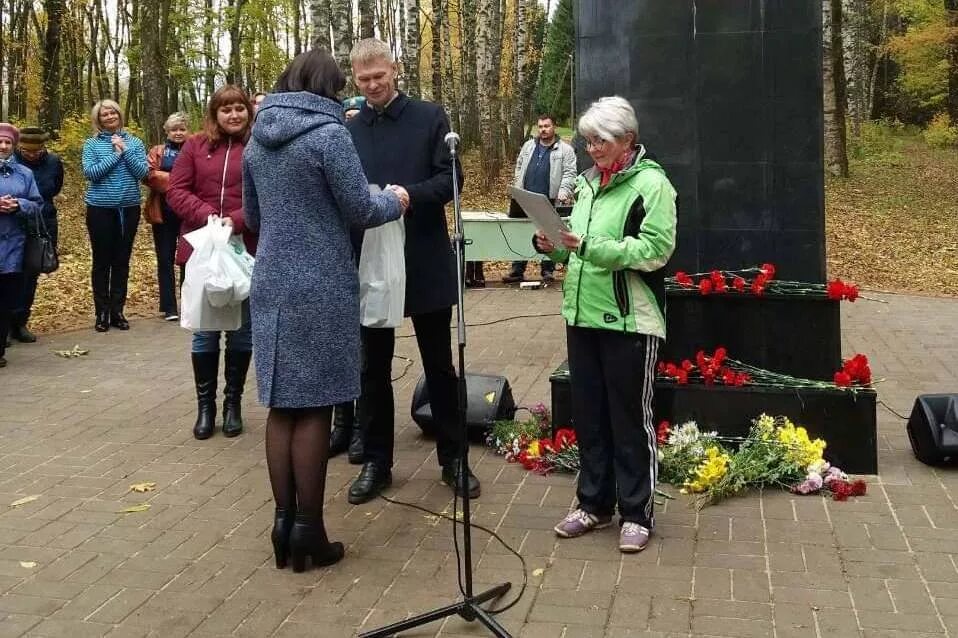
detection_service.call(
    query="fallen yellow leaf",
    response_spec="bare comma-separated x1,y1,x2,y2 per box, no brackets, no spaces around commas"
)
128,482,156,493
19,561,36,569
120,503,151,513
10,495,40,507
484,391,496,404
533,568,545,577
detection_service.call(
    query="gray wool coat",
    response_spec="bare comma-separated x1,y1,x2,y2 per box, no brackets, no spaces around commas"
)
243,91,402,408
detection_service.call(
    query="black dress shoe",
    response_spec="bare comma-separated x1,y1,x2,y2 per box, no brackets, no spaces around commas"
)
110,313,130,330
11,325,36,343
347,462,392,505
501,273,524,284
0,356,6,368
94,312,110,332
442,461,481,498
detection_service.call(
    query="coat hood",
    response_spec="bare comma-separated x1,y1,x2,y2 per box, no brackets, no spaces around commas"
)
252,92,344,149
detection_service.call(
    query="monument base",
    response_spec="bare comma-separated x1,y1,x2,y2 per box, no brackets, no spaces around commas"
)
549,361,877,474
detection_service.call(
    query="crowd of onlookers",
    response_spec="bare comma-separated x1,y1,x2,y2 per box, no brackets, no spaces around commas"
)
0,37,679,572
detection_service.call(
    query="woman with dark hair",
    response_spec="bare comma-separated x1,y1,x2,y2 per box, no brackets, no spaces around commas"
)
82,100,149,332
167,86,257,441
244,48,406,572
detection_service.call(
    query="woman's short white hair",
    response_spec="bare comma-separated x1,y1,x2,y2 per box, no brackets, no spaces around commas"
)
578,96,639,142
163,111,190,131
90,99,123,132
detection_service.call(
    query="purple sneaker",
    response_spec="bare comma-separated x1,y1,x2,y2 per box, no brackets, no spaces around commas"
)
554,509,613,538
619,522,651,553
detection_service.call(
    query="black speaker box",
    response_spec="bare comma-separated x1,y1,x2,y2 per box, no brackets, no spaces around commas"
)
411,373,516,442
907,394,958,465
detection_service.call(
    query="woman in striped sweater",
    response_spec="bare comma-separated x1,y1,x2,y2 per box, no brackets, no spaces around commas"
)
81,99,149,332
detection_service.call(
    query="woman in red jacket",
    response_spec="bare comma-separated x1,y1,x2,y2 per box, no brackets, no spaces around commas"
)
167,85,257,441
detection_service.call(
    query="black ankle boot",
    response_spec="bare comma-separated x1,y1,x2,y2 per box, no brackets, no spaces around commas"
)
288,513,344,573
110,311,130,330
222,350,251,438
329,402,355,458
94,311,110,332
347,428,364,465
271,506,296,569
191,352,219,440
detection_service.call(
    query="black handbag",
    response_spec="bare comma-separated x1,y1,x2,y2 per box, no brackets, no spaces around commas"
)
23,212,59,275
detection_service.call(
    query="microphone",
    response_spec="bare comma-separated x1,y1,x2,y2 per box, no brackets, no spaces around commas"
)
444,131,461,153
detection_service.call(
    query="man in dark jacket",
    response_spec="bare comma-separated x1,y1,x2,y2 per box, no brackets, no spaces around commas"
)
344,37,478,505
11,127,64,343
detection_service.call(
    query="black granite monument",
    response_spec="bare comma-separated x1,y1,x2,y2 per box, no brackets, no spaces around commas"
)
548,0,879,473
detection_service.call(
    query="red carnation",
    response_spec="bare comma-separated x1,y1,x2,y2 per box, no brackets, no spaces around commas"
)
656,421,670,445
676,369,689,384
843,283,860,302
675,271,694,288
714,278,728,293
850,479,867,496
695,350,707,368
699,278,713,295
681,359,694,372
834,371,852,387
732,276,746,292
827,279,845,300
760,263,776,279
657,361,667,375
721,369,736,385
713,347,727,365
734,372,750,386
751,274,767,296
831,480,853,501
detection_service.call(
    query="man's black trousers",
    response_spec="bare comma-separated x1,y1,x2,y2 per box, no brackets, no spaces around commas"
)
359,307,462,469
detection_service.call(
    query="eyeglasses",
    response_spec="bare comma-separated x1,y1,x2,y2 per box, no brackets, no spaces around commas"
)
584,137,610,150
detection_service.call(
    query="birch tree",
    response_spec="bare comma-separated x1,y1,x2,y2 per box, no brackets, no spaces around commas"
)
824,0,850,177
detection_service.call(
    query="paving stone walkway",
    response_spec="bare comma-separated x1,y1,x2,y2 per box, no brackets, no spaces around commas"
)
0,288,956,638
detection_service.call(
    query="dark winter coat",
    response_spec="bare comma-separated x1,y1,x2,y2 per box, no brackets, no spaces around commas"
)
166,133,256,266
347,92,462,316
14,150,64,220
0,160,44,273
244,91,402,408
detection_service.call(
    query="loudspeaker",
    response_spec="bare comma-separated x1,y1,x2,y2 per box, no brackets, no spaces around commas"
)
411,373,516,442
907,394,958,465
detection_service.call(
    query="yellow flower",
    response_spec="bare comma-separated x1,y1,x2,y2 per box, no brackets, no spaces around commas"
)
775,419,826,467
526,440,541,458
684,446,730,493
754,414,776,440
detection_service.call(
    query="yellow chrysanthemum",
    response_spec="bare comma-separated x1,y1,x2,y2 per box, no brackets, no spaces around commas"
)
776,420,826,467
526,440,541,458
684,446,730,493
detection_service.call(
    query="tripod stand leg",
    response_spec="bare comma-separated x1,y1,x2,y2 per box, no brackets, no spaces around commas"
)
357,583,513,638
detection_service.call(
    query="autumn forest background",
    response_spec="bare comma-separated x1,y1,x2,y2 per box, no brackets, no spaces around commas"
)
0,0,955,332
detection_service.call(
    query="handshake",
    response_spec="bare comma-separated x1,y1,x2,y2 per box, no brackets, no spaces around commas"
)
385,184,410,215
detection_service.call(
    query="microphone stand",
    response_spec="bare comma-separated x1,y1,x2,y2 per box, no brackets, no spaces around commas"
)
359,134,513,638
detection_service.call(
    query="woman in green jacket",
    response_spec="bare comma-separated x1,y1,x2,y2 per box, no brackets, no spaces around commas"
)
536,96,677,554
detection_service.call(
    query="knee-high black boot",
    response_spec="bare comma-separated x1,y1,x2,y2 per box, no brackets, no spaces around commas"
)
192,352,219,440
222,350,251,437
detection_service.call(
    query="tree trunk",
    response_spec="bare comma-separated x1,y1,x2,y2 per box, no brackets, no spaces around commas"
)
330,0,352,74
141,0,168,144
823,0,849,177
227,0,248,85
403,0,420,98
430,0,442,102
359,0,376,38
841,0,869,138
460,0,479,146
947,0,958,123
39,0,63,129
311,0,331,49
292,0,303,54
476,0,502,188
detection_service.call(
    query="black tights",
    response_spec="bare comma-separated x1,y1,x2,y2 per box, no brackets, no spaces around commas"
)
265,406,333,519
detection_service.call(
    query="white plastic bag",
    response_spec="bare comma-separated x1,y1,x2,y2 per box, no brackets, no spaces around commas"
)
359,218,406,328
180,217,245,331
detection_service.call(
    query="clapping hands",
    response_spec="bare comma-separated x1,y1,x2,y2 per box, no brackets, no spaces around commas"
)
386,184,410,215
111,134,126,154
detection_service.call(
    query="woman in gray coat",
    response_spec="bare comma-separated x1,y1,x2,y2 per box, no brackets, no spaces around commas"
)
243,48,405,573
